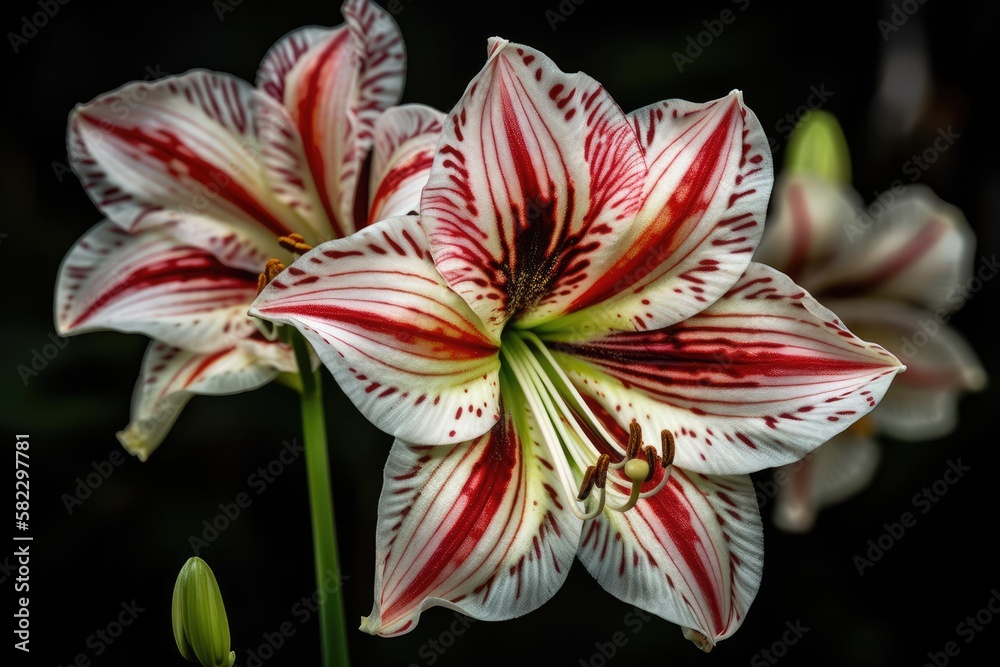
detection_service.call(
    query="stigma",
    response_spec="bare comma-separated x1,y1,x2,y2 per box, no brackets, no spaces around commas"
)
576,420,675,520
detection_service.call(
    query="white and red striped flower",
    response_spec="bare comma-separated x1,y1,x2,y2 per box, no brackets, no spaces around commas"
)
251,39,904,647
755,175,986,531
55,0,444,460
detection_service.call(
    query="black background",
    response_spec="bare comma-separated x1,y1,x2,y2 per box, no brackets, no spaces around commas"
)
3,0,999,665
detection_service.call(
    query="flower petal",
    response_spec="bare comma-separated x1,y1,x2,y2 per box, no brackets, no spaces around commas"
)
825,297,985,440
250,216,501,445
544,263,904,475
256,0,405,237
807,185,975,312
773,431,880,533
368,104,445,224
69,71,304,272
117,340,289,460
578,469,762,647
545,90,772,338
421,38,646,336
361,405,581,637
55,220,259,353
754,174,862,283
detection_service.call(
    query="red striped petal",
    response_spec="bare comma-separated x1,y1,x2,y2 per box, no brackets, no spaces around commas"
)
545,263,904,475
828,298,986,440
754,174,862,283
804,185,975,312
56,220,261,353
579,470,762,646
117,340,290,460
257,0,404,237
362,406,581,637
546,91,772,337
421,38,646,336
250,216,501,445
368,104,444,224
69,71,306,272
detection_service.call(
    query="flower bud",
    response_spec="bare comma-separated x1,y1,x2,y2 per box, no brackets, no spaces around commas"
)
785,110,852,185
172,557,236,667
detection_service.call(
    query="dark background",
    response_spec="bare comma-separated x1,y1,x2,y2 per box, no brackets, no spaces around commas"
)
3,0,999,665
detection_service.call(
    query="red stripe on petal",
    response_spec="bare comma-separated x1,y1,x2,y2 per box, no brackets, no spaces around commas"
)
77,113,295,238
263,302,497,362
381,417,519,622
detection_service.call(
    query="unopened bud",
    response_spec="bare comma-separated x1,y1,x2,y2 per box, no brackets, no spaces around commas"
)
172,557,236,667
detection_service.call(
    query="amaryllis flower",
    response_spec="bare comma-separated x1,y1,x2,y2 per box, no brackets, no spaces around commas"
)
250,39,904,647
755,174,986,531
54,0,445,460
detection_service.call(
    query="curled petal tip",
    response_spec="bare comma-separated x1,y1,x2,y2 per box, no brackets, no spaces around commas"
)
116,428,152,462
359,614,381,636
682,626,714,653
486,36,509,57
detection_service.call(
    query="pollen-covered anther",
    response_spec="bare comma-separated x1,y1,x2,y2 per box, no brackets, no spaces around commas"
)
625,419,642,459
577,465,598,501
256,258,286,295
277,233,313,255
594,454,611,489
660,429,676,468
641,446,658,482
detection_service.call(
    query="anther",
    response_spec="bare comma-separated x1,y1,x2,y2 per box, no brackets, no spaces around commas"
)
278,233,313,255
642,446,658,482
577,465,597,501
256,258,286,295
660,429,676,468
625,419,642,459
594,454,611,489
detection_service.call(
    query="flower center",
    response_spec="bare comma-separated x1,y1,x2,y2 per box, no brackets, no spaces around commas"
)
498,330,674,521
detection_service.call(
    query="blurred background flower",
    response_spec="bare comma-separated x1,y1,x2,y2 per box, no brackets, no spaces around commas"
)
754,110,986,532
3,1,997,666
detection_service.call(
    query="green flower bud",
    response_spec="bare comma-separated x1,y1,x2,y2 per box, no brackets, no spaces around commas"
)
785,110,852,185
172,557,236,667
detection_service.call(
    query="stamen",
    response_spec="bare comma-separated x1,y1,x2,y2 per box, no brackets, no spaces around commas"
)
660,429,676,468
257,258,286,295
642,446,658,482
577,465,597,501
625,419,642,459
594,454,611,489
277,233,313,255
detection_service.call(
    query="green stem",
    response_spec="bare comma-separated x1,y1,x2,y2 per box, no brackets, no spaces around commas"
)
291,331,349,667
